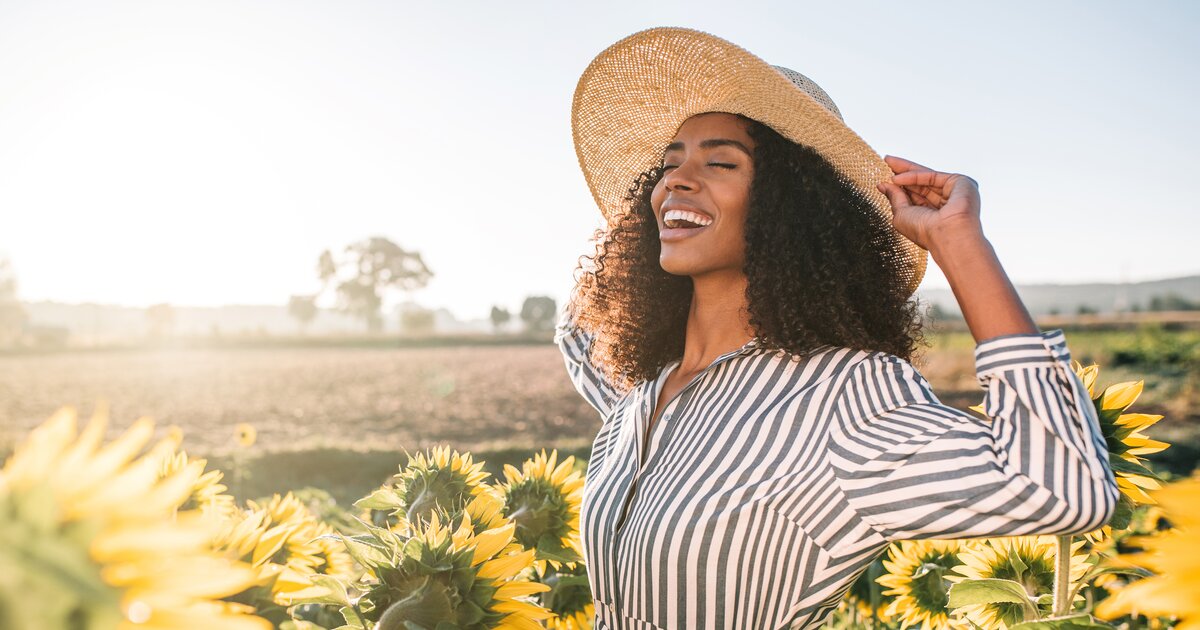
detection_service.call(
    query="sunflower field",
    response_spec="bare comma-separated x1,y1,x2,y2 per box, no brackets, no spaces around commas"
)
1,360,1197,629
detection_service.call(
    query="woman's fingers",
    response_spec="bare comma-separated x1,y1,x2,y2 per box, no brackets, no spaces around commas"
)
883,154,935,173
946,174,980,203
876,181,907,207
909,189,934,208
890,169,947,188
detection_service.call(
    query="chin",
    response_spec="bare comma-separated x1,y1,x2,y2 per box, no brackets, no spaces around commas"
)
658,253,705,276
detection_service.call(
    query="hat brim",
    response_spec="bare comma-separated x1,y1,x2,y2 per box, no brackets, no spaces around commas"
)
571,26,927,297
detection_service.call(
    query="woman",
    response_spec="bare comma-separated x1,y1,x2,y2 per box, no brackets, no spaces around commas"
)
556,27,1118,629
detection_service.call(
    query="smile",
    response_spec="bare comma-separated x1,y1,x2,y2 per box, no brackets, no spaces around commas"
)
660,224,709,241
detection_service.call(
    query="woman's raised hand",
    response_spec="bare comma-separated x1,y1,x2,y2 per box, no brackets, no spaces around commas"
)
875,155,983,253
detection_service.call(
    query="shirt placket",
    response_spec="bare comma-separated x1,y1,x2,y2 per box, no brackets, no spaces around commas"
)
607,339,761,617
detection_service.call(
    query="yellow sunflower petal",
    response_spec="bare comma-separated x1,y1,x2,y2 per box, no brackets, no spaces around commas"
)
1100,380,1143,411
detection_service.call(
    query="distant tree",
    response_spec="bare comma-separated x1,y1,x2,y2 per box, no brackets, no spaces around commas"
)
1076,304,1098,316
146,303,175,338
398,303,436,336
288,294,318,334
1148,293,1200,312
317,250,337,292
926,302,961,322
0,257,27,348
520,296,557,334
315,237,434,333
490,305,511,333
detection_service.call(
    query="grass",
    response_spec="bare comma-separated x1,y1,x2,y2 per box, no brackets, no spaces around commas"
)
207,444,594,508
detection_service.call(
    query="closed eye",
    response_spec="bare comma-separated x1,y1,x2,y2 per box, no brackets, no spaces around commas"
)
661,163,737,171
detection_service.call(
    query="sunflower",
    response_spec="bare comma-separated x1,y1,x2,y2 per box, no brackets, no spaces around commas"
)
159,449,237,520
235,423,257,448
946,536,1090,629
1094,475,1200,628
217,491,356,611
876,540,967,629
356,445,492,533
497,449,586,575
1075,363,1170,509
251,491,312,526
341,509,553,629
969,360,1170,532
0,404,269,630
532,561,594,630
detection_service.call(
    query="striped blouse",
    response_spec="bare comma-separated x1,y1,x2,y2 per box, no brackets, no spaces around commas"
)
554,307,1119,630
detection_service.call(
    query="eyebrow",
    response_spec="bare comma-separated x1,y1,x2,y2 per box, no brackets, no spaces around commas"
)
662,138,753,158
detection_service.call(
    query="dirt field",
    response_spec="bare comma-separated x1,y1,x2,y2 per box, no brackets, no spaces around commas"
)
1,336,1194,481
0,344,602,458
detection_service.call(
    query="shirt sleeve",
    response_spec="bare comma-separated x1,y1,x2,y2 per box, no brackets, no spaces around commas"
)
827,329,1119,541
553,303,622,418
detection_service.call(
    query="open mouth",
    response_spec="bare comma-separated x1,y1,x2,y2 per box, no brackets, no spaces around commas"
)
660,222,709,241
661,208,713,241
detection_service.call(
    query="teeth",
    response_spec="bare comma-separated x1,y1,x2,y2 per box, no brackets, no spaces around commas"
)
664,209,713,228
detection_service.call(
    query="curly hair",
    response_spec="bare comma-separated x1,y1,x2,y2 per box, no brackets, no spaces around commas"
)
568,114,927,394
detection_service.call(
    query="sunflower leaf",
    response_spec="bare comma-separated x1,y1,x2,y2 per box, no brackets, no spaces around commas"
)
375,575,453,630
1008,613,1115,629
1107,496,1135,530
1106,456,1158,479
535,533,583,563
337,603,367,629
355,487,405,511
1079,564,1152,585
339,533,394,569
285,575,355,608
947,578,1039,621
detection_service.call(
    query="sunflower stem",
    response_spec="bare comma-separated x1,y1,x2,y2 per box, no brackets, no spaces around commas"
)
1052,534,1072,616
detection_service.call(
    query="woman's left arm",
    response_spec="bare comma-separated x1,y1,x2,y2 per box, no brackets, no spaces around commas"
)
822,156,1121,541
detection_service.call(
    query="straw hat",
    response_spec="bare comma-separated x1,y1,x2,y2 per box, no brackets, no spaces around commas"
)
571,26,927,298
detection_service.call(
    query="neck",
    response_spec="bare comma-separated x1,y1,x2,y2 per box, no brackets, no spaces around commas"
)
678,271,756,373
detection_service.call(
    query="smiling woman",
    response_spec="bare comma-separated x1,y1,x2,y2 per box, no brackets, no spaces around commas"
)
569,108,925,389
560,26,1118,630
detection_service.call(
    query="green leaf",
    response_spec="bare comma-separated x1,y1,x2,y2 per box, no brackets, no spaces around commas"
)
535,533,583,564
1107,496,1135,530
280,621,329,630
355,487,406,511
1006,548,1030,576
1106,457,1160,480
947,578,1039,621
376,576,453,630
456,600,485,625
1081,564,1152,583
555,575,592,588
338,603,367,629
1068,564,1153,605
285,575,355,608
340,533,395,569
1009,613,1115,629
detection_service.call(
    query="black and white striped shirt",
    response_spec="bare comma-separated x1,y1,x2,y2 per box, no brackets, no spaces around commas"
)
554,308,1118,629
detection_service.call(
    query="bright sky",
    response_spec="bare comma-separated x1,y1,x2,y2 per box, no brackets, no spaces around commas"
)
1,0,1196,321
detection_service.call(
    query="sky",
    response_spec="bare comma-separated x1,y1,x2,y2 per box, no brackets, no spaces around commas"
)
1,0,1197,322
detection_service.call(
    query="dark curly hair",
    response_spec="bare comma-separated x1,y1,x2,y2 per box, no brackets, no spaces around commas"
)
568,114,927,394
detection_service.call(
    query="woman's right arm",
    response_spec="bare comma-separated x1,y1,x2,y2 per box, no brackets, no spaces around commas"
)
554,303,621,418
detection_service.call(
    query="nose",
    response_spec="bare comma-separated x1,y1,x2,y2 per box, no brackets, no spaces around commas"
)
661,158,698,192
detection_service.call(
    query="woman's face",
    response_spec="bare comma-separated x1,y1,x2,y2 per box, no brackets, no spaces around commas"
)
650,112,756,278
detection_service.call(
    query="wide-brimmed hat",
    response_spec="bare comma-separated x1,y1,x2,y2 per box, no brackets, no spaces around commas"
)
571,26,927,298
